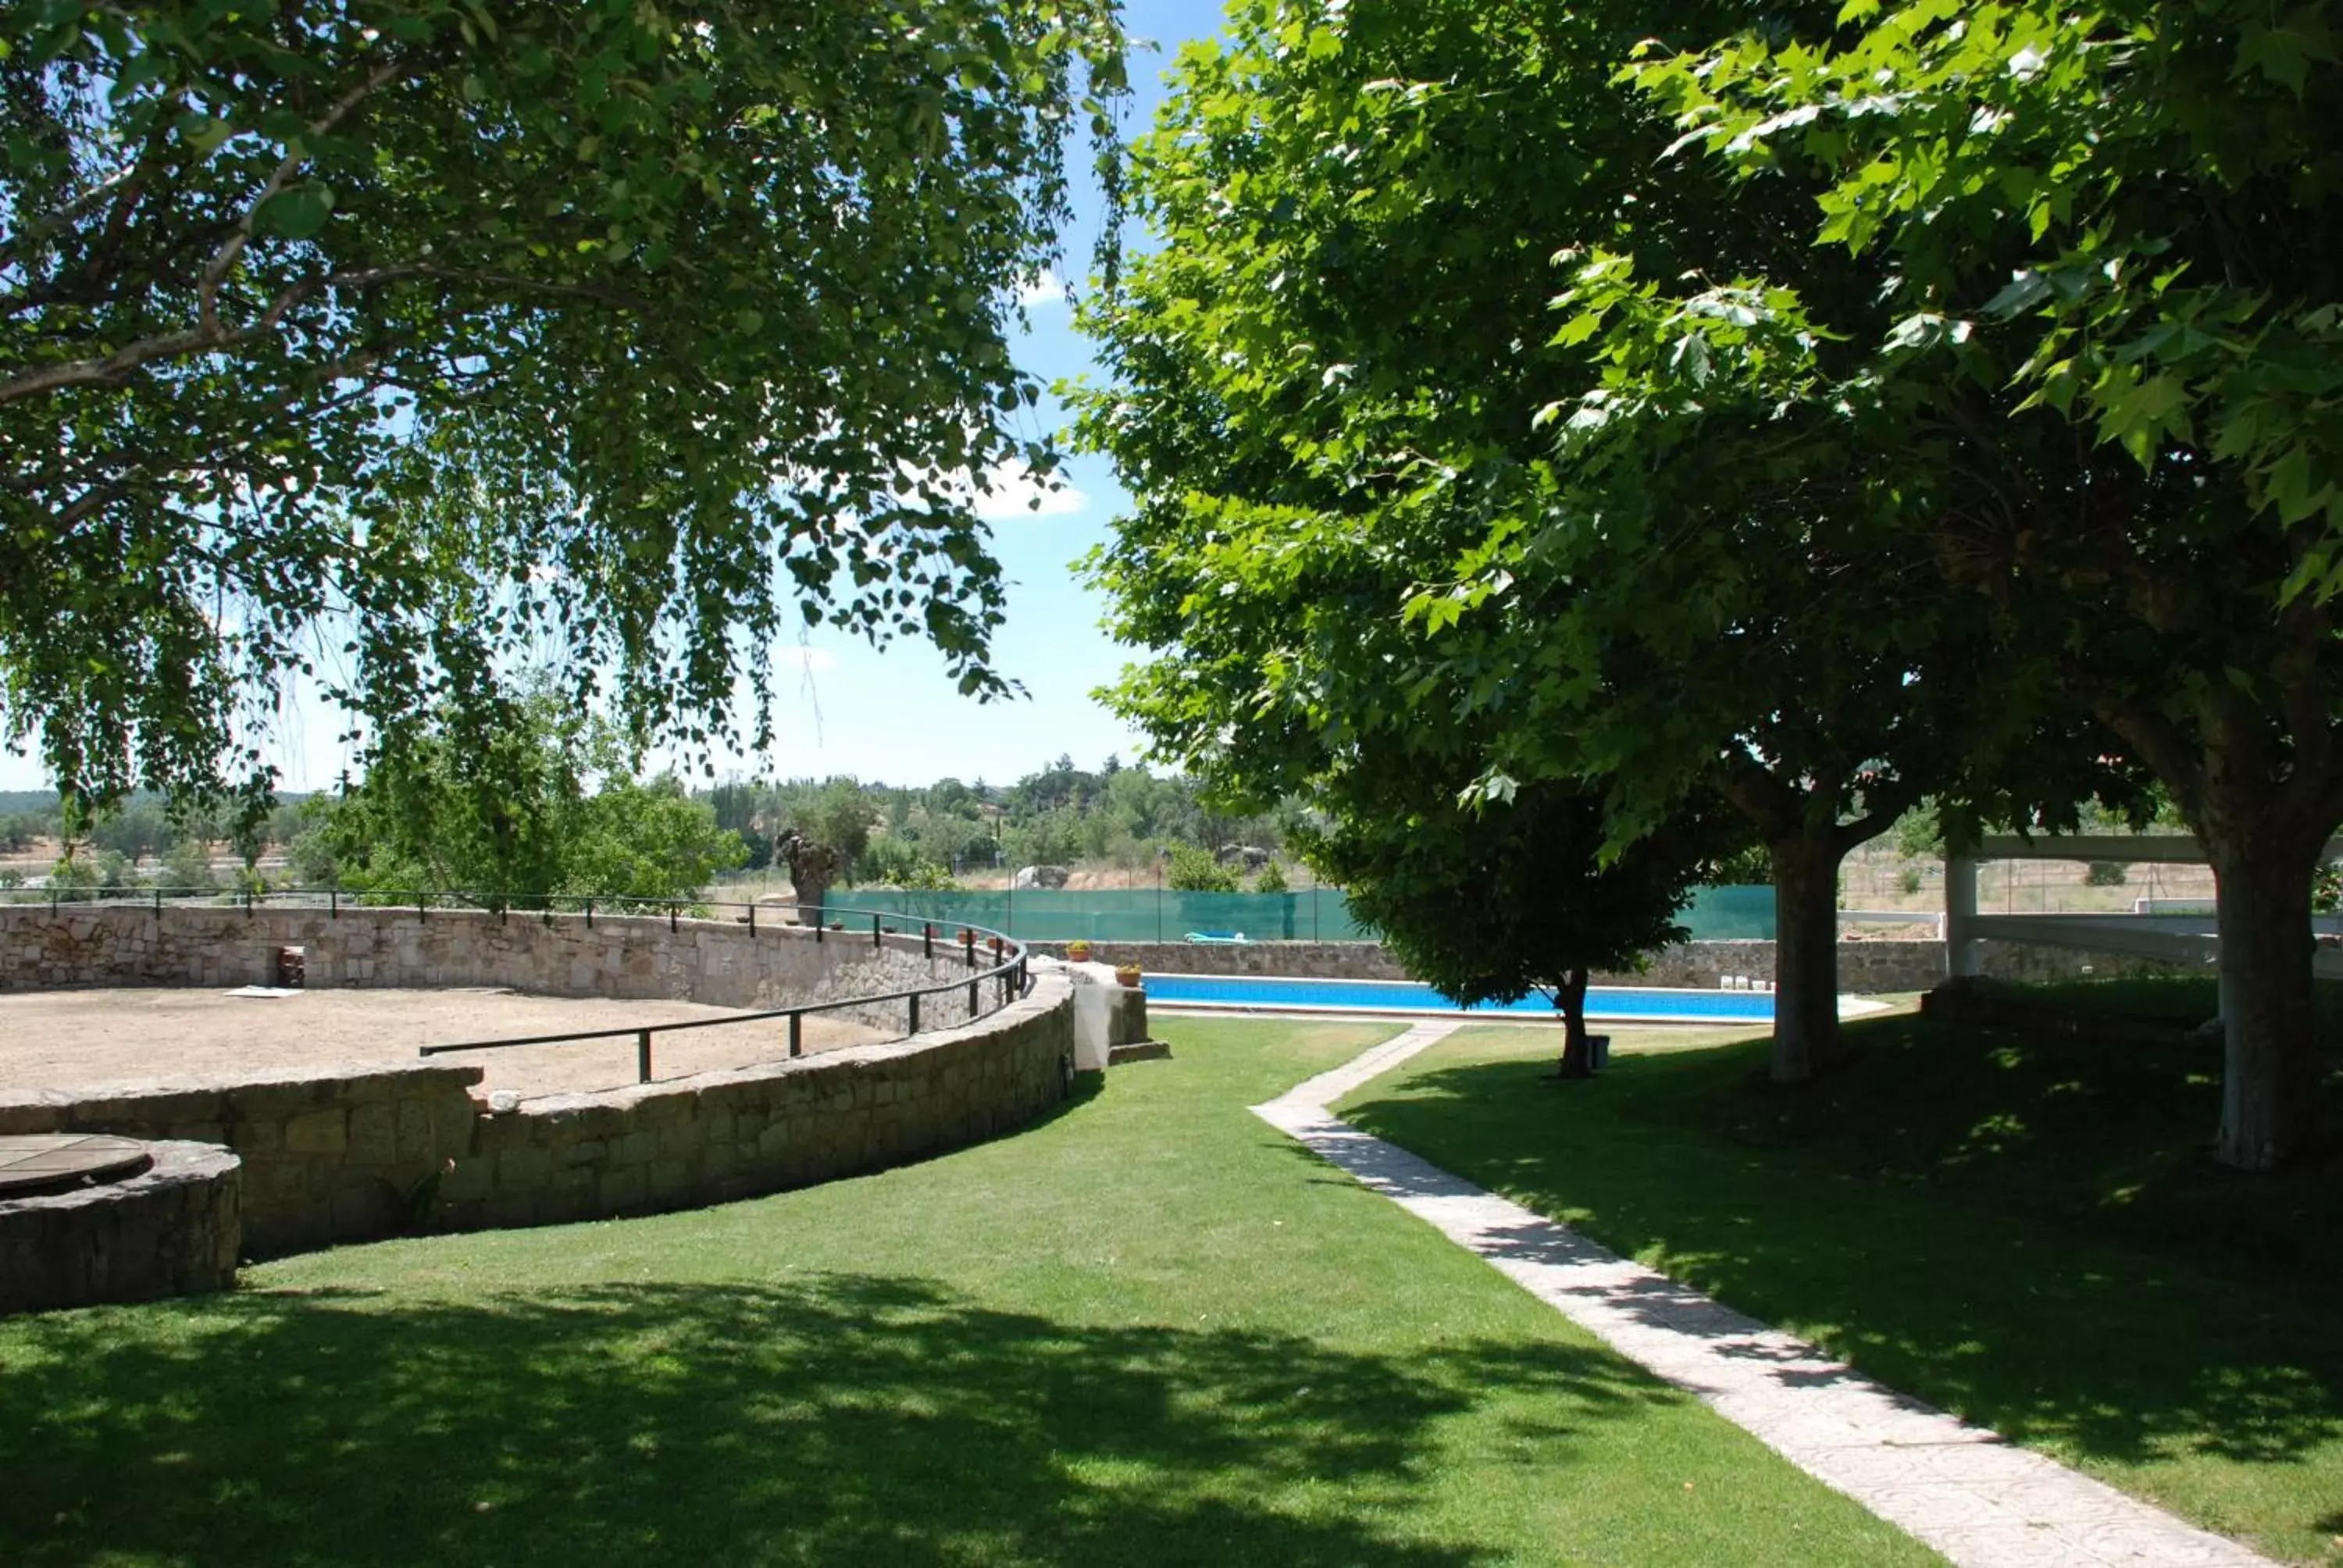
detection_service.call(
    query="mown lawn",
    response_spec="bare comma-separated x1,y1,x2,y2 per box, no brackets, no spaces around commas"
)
0,1018,1937,1566
1339,1011,2343,1566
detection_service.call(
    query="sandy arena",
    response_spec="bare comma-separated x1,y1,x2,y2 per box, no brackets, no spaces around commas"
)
0,986,888,1099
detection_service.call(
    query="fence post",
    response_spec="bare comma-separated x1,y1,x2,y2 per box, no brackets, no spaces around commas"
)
670,902,679,933
637,1029,653,1084
922,923,933,960
748,903,756,935
330,888,338,919
908,992,921,1035
968,977,979,1015
872,913,882,948
788,1013,803,1058
585,897,594,929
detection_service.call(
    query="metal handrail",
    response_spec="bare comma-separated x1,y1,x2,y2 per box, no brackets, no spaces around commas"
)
0,883,1032,1085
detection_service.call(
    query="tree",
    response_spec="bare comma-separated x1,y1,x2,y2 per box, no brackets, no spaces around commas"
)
2,0,1126,815
1615,0,2343,1166
1073,0,2113,1082
1308,769,1731,1074
1164,845,1238,893
318,686,744,906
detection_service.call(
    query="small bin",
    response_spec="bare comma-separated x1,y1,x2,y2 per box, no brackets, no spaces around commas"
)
1587,1033,1610,1071
274,946,306,988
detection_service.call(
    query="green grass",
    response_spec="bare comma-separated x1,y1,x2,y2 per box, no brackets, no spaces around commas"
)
1972,972,2343,1039
1339,1015,2343,1566
0,1019,1937,1566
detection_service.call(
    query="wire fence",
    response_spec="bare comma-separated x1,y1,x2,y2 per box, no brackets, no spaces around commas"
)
818,883,1781,943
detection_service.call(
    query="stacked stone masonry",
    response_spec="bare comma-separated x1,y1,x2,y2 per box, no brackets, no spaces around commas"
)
0,900,1079,1273
1036,937,2183,992
0,1140,241,1313
448,974,1073,1230
0,905,1001,1033
0,1062,483,1257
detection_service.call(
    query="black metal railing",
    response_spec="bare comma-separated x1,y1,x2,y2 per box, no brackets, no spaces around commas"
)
1,884,1032,1085
418,903,1032,1082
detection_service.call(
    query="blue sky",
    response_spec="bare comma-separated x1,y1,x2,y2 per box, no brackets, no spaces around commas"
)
0,2,1228,796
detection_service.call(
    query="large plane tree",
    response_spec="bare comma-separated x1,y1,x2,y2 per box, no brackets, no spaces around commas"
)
1074,0,2110,1082
1607,0,2343,1167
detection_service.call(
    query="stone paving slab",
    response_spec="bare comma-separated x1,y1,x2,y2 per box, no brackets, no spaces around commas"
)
1253,1023,2276,1568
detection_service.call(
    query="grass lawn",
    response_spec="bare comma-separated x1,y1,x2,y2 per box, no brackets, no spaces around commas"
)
1339,1013,2343,1566
1973,972,2343,1039
0,1018,1938,1566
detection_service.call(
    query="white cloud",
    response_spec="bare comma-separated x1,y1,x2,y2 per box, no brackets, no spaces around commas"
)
1015,271,1065,308
965,458,1087,522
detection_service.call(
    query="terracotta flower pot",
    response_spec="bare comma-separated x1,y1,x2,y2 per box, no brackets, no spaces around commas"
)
1066,939,1093,961
1114,964,1143,989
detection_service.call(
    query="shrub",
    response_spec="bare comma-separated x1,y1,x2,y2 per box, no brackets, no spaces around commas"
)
2083,861,2129,887
1254,860,1289,893
1165,844,1239,893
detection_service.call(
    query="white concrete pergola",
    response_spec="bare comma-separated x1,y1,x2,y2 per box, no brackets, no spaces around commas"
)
1943,835,2343,1023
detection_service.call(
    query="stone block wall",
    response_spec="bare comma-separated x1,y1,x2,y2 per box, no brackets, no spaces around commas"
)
0,975,1076,1258
1035,936,2181,994
0,905,1012,1028
0,1063,483,1257
444,971,1075,1231
0,1141,241,1313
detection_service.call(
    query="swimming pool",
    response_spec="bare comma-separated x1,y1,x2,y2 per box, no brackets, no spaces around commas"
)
1141,972,1777,1023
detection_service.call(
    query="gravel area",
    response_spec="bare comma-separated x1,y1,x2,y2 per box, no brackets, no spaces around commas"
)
0,986,886,1099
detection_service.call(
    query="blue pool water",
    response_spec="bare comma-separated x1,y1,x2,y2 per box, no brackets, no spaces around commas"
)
1143,973,1774,1021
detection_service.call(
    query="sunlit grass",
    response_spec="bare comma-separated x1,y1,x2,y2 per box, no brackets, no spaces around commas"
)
1341,1014,2343,1566
0,1019,1936,1566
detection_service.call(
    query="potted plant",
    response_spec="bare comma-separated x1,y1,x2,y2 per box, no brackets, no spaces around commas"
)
1113,962,1143,989
1066,938,1093,962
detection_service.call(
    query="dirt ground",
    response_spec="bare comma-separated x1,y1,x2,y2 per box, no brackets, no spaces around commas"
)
0,986,886,1100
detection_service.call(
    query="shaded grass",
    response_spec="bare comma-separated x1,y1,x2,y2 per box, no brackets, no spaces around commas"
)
1973,972,2343,1041
1340,1015,2343,1565
0,1020,1936,1566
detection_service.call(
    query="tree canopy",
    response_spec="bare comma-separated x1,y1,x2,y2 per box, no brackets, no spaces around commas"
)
2,0,1125,820
298,684,745,907
1073,0,2124,1081
1304,765,1738,1077
1585,0,2343,1166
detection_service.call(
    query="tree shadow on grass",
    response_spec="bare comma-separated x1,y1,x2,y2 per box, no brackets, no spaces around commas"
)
1346,1045,2343,1484
0,1272,1670,1567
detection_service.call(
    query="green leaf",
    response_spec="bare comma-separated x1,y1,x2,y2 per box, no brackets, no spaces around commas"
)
255,180,334,239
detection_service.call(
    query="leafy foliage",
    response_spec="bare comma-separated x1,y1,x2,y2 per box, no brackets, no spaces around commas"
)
301,686,744,907
1072,0,2115,1080
1304,770,1735,1073
2,0,1127,815
1163,844,1238,893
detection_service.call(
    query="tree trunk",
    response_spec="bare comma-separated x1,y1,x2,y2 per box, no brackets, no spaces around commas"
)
1768,830,1844,1085
1555,966,1593,1078
2206,828,2326,1170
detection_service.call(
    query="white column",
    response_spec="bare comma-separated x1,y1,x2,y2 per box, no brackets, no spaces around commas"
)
1944,853,1981,978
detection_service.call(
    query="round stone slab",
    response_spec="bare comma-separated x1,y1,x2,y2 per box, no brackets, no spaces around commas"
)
0,1134,155,1199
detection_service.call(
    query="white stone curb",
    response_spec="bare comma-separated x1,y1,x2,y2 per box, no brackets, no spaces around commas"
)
1253,1025,2275,1568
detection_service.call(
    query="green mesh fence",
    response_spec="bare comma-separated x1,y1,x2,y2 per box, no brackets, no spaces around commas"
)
833,884,1776,943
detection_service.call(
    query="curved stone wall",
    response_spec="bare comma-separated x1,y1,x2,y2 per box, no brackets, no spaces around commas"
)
0,903,1078,1267
447,970,1074,1231
0,1140,241,1313
0,903,1007,1034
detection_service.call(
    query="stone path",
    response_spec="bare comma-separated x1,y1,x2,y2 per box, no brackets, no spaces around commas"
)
1253,1022,2274,1568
